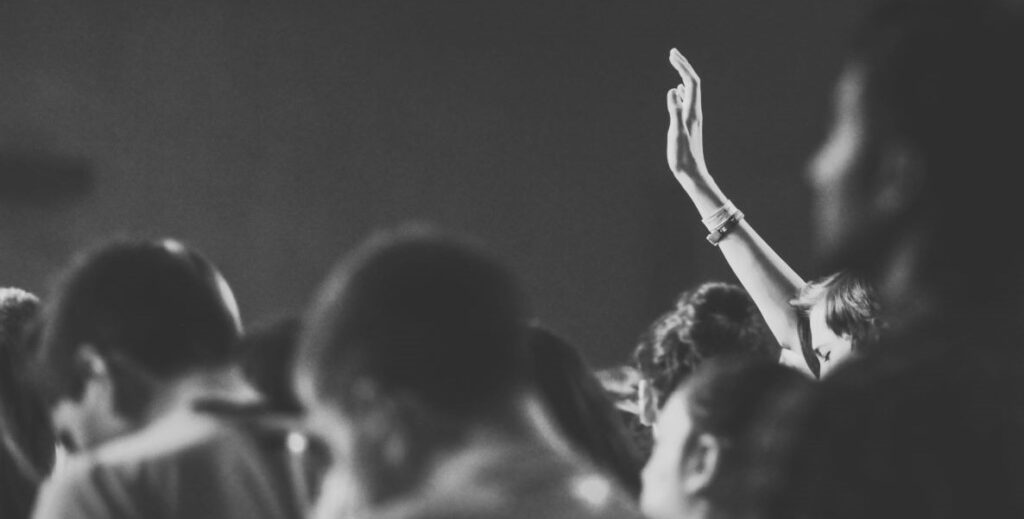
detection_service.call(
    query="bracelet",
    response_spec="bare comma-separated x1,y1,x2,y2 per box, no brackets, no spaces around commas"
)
706,210,745,246
701,200,738,232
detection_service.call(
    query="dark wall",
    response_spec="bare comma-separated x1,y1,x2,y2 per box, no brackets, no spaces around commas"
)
0,0,862,367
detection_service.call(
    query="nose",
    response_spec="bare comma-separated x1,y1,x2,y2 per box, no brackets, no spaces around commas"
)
806,140,831,191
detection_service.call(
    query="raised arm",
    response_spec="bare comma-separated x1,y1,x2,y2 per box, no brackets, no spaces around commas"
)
665,48,806,352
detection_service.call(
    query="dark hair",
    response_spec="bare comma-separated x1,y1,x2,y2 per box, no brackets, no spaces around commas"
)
238,316,302,414
768,334,1024,519
297,224,529,420
633,282,778,408
842,0,1024,304
0,288,54,519
527,324,644,498
792,271,881,377
681,357,811,515
34,238,242,419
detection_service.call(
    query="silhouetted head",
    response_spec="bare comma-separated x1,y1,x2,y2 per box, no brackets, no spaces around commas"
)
33,238,242,450
295,225,532,506
809,0,1024,316
769,335,1024,519
297,224,528,419
633,282,778,426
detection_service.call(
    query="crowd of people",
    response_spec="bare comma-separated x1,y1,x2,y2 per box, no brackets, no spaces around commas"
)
3,0,1024,517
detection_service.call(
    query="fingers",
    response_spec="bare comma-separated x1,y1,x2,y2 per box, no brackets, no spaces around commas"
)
669,48,700,86
666,88,683,126
690,76,702,127
669,48,703,127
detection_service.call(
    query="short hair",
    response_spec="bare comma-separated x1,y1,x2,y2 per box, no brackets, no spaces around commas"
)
680,357,811,510
633,282,778,408
0,288,55,516
34,238,242,414
841,0,1024,300
791,271,881,377
527,324,643,497
296,224,529,420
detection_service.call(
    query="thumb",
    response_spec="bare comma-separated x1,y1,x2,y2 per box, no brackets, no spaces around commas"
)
666,88,684,123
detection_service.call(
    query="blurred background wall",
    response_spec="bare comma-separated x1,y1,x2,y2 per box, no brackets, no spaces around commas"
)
0,0,861,367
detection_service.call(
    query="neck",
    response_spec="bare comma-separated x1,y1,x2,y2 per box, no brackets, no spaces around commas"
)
140,365,258,425
355,390,574,512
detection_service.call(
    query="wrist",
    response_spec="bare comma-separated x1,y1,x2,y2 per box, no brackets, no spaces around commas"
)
674,165,713,189
705,208,745,246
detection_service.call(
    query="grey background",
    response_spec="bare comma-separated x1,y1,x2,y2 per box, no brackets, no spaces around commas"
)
0,0,862,368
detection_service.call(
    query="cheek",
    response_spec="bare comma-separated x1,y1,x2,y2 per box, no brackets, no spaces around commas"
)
640,437,686,518
640,461,676,519
829,341,855,368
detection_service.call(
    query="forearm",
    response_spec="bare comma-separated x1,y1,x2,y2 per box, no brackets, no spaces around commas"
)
676,173,806,350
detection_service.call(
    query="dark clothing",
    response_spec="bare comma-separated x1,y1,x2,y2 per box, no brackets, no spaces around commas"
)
781,316,1024,519
1,448,40,519
32,405,307,519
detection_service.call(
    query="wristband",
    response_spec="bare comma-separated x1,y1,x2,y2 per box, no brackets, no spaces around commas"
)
701,200,738,232
706,210,745,246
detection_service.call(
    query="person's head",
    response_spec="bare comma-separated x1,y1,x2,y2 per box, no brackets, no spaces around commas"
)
791,271,881,378
633,282,778,427
295,224,530,502
238,315,302,414
526,324,644,498
641,357,811,519
33,238,242,452
809,0,1024,313
0,288,56,518
767,339,1024,519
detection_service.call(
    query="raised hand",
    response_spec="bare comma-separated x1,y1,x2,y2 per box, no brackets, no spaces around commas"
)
666,48,708,182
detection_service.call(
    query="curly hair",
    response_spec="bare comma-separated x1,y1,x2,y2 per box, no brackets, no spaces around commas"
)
633,282,778,408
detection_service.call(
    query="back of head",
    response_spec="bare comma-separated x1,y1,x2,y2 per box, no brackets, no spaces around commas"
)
642,357,811,519
686,357,811,504
297,224,529,421
527,324,644,498
843,0,1024,307
34,238,242,415
634,282,778,409
769,341,1024,519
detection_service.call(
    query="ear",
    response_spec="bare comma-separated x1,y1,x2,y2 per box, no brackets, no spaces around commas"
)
681,433,722,494
637,380,658,427
76,344,110,381
873,142,924,217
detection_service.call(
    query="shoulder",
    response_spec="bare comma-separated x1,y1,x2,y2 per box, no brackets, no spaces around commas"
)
31,455,130,519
